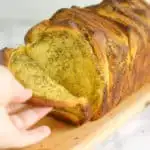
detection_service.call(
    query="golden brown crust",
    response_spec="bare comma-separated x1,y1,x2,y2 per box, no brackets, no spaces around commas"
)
50,110,89,126
24,20,51,44
85,0,150,114
69,7,129,113
29,97,91,125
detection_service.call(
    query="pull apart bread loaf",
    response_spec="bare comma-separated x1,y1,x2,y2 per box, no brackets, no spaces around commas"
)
2,0,150,125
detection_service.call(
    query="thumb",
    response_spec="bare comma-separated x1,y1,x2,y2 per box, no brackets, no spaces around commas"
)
0,65,32,105
16,126,51,148
9,75,32,104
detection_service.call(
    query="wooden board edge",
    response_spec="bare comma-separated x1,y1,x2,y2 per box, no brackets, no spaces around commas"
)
72,84,150,150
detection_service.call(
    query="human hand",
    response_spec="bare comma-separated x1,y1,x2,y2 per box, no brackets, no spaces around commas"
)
0,66,52,149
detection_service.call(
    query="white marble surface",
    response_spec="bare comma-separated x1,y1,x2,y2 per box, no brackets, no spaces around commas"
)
1,0,150,150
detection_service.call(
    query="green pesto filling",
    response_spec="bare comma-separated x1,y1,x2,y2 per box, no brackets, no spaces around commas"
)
26,29,101,101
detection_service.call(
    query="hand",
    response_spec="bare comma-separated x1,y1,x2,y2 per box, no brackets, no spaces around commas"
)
0,66,52,149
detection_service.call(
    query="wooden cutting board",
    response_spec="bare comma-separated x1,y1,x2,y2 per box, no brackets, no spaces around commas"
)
21,84,150,150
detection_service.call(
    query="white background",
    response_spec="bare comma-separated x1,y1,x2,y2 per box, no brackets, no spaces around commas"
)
0,0,150,149
0,0,100,20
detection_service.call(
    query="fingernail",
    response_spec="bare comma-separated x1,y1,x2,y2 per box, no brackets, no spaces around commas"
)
39,126,51,137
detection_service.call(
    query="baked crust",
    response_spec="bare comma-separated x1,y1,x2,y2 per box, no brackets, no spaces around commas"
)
2,0,150,125
24,20,51,44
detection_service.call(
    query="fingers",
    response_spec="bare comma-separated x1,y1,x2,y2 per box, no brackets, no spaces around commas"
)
0,66,52,148
6,103,28,114
0,106,51,149
16,126,51,148
10,107,52,130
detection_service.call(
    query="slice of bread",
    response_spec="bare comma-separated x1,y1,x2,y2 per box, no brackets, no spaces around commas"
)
3,27,102,125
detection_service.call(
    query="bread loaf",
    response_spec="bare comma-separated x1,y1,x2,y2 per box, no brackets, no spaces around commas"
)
2,0,150,125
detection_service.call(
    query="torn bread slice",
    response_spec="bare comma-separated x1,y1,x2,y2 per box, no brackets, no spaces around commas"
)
3,47,91,125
